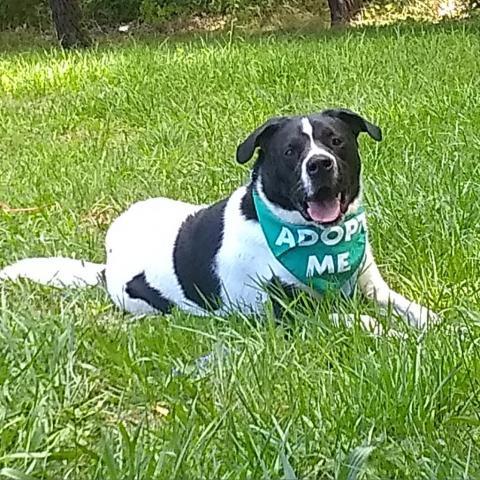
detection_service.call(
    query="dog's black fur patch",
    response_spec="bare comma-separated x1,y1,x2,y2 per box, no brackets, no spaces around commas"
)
240,184,258,221
237,110,381,219
126,272,173,313
173,199,227,310
267,277,300,320
254,116,357,213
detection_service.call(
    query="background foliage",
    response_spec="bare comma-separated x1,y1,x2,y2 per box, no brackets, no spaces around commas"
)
0,0,317,28
1,0,478,30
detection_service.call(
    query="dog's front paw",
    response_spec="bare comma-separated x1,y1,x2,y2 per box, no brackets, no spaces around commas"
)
358,314,406,338
405,303,440,329
331,313,404,338
358,314,384,335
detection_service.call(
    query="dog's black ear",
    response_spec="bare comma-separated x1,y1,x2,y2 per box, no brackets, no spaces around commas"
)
236,116,287,164
323,108,382,141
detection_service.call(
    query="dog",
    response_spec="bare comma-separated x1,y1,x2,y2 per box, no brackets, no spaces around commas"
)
0,108,438,331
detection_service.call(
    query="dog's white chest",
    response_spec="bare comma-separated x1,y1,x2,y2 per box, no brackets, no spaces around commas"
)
215,188,301,314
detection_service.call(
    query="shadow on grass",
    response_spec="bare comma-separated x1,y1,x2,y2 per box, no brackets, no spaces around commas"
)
103,16,480,46
1,16,479,55
0,29,56,53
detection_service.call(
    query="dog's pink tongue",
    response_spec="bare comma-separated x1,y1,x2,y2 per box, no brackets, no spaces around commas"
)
307,198,341,223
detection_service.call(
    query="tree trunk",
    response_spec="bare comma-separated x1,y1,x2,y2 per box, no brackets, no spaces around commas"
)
49,0,91,49
327,0,362,26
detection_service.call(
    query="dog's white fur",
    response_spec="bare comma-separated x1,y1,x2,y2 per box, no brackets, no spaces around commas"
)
0,116,439,331
0,188,437,329
300,118,338,197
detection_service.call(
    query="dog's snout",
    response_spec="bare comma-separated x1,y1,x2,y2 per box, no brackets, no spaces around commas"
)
306,156,334,177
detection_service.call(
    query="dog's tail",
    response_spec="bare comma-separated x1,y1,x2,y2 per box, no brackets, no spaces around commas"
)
0,257,105,288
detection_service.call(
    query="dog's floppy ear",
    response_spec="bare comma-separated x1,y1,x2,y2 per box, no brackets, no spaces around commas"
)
236,116,287,164
323,108,382,141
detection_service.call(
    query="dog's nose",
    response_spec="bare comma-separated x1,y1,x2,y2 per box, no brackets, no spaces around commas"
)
306,156,334,176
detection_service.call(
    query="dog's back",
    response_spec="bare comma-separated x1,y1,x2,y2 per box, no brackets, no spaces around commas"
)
105,196,202,315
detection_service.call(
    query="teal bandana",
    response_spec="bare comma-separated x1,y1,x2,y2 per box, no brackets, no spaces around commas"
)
253,190,367,297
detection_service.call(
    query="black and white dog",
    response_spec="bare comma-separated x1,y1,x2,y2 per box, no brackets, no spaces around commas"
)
0,109,438,330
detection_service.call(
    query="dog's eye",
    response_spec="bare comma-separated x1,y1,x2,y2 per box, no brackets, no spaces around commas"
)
285,148,294,156
332,137,342,147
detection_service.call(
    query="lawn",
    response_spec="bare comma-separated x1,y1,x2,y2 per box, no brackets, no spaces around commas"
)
1,21,480,479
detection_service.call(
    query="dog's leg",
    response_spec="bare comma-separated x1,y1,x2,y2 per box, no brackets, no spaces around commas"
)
329,313,388,335
266,278,300,332
268,280,391,336
358,245,439,329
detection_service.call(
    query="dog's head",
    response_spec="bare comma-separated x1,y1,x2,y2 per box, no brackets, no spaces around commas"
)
237,109,382,225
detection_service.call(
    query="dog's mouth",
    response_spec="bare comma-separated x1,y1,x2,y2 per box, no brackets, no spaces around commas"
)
301,188,349,226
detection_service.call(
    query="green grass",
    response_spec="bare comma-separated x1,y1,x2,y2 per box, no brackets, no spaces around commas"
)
1,21,480,479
